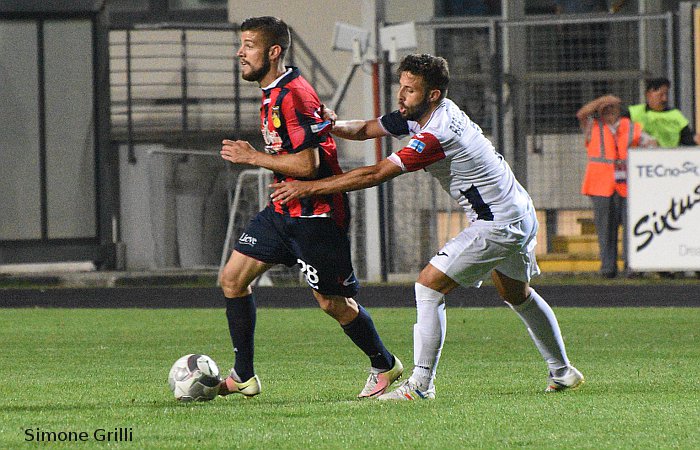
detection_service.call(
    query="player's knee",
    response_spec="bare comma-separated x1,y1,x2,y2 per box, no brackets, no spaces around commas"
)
492,271,530,305
314,293,357,322
316,297,344,317
219,267,250,298
315,295,333,313
415,282,445,304
499,287,529,305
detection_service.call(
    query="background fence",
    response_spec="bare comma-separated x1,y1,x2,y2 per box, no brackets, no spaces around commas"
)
111,13,675,282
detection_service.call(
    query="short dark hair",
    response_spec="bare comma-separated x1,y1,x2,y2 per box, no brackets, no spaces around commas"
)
240,16,291,58
398,54,450,100
645,77,670,92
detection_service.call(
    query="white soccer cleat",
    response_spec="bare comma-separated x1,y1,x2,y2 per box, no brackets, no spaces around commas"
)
545,366,584,392
358,356,403,398
376,378,435,401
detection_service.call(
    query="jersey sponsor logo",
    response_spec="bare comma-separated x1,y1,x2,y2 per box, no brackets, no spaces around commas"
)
262,119,283,154
238,233,257,247
407,138,426,153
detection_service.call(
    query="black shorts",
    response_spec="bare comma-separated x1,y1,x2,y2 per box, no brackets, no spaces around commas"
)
233,206,359,297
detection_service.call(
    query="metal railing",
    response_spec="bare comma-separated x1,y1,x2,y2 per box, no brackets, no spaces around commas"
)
109,23,337,162
110,14,680,278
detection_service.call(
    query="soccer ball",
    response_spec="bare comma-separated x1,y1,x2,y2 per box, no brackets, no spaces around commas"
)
168,354,221,402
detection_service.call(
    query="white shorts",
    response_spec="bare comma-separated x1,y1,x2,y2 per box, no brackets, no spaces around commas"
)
429,207,541,288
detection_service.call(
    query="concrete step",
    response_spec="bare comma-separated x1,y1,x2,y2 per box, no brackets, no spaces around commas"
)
537,252,621,273
551,235,623,255
551,235,597,254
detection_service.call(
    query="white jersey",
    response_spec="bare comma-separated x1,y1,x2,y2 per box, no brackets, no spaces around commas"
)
382,98,532,225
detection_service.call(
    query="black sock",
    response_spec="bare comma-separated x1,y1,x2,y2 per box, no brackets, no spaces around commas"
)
225,294,256,381
341,305,394,370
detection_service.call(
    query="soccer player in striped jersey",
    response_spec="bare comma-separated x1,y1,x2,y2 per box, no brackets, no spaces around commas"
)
218,16,402,399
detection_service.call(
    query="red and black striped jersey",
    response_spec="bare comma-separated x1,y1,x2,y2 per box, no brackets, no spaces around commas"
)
259,67,349,229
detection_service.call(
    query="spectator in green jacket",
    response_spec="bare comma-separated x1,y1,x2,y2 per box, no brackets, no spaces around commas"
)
626,77,700,148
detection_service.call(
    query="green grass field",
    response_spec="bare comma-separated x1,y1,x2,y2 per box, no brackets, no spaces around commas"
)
1,307,698,449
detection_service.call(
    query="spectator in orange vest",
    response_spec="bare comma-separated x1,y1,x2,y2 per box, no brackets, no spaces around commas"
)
577,95,657,278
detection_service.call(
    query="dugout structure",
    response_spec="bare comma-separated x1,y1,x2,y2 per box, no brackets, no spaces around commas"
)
0,1,118,269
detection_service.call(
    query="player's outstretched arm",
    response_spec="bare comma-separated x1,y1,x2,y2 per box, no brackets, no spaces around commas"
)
319,105,387,141
270,158,402,204
331,119,387,141
220,139,319,178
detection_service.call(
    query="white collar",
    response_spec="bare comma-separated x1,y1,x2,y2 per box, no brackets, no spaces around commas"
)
262,68,293,90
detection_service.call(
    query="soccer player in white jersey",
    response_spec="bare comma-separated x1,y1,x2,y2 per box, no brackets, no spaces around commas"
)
270,54,584,400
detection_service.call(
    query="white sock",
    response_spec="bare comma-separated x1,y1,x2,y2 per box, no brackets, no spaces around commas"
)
508,289,570,376
412,283,446,390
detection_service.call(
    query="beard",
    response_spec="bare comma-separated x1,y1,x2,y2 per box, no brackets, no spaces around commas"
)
400,95,431,122
241,53,271,83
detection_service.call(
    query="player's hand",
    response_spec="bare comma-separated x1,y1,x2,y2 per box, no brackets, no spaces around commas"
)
269,180,311,204
221,139,257,165
318,103,337,127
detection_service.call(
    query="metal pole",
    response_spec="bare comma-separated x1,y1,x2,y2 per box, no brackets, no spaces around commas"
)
665,12,675,108
180,28,188,148
360,0,383,282
373,0,388,282
37,19,48,240
382,49,394,273
233,33,241,139
126,29,136,164
638,10,648,99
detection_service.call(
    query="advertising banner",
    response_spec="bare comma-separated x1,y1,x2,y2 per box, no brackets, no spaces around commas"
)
627,147,700,271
